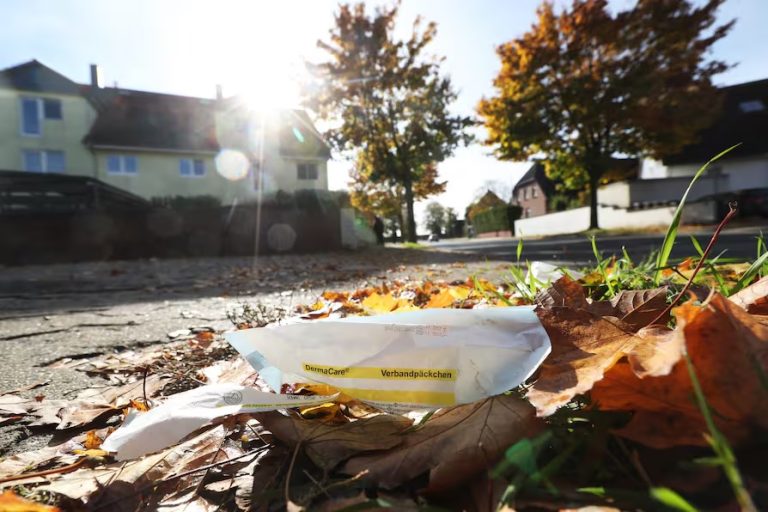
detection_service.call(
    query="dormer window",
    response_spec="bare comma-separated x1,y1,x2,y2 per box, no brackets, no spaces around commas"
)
739,100,765,113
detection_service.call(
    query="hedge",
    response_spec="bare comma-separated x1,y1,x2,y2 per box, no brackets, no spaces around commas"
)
471,205,522,234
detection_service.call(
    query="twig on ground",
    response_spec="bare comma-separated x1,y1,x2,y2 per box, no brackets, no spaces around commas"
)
0,457,88,485
90,444,273,511
284,441,302,507
650,202,739,325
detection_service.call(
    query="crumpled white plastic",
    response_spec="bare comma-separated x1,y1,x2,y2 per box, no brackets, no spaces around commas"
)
226,306,551,412
102,306,552,460
527,261,584,284
101,383,337,460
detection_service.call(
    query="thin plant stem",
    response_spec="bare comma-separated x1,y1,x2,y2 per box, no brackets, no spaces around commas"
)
650,202,738,326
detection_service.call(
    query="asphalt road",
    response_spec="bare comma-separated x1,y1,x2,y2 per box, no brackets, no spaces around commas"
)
431,230,767,266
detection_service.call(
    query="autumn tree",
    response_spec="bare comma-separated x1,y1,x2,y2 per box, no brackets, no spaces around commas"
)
306,2,472,242
478,0,732,229
350,150,445,240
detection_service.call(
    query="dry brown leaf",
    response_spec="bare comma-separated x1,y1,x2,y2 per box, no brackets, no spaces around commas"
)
0,490,60,511
30,425,229,500
342,395,541,491
592,295,768,448
535,276,589,309
0,395,35,415
528,307,637,416
597,288,668,330
624,325,683,378
254,411,412,470
730,276,768,314
56,402,119,430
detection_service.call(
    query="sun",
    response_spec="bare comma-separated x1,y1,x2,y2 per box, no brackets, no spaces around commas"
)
207,2,310,110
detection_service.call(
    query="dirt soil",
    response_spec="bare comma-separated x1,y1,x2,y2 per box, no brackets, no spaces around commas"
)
0,247,513,455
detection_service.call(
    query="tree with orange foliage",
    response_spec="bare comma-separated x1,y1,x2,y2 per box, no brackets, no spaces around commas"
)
350,149,445,240
478,0,732,229
307,3,471,241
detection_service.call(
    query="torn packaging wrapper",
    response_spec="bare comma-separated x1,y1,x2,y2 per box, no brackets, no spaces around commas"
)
102,307,550,460
101,384,337,460
226,307,552,412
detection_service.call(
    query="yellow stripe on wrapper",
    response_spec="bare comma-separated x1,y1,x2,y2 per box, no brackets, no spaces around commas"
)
302,363,457,381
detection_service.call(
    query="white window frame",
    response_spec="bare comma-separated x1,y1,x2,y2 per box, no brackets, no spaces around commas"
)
22,149,66,173
532,186,538,198
19,97,63,137
20,97,41,137
523,187,528,200
106,154,138,175
179,158,206,178
297,162,319,180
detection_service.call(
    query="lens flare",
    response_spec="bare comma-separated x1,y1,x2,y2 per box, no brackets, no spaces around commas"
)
215,149,250,181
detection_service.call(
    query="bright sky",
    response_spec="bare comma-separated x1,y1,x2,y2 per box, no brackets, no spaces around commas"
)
1,0,766,223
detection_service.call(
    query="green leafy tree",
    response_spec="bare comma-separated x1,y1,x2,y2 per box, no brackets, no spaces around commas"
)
350,150,446,240
478,0,732,228
444,207,458,236
424,201,446,235
306,2,472,241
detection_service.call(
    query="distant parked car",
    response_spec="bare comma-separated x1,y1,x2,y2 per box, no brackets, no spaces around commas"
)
427,233,440,242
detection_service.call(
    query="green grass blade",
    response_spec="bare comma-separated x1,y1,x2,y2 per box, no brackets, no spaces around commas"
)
516,237,524,262
653,144,741,285
731,251,768,294
650,487,698,512
689,235,705,257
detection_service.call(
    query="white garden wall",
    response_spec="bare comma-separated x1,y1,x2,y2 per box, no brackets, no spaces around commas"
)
514,205,678,237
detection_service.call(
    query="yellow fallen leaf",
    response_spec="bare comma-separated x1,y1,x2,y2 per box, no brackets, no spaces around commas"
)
362,292,398,313
425,289,455,309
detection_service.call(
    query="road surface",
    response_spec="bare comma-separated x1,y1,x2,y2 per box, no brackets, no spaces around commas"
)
430,229,766,266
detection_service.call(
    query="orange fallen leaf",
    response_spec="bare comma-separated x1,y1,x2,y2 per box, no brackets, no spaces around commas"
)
0,490,60,511
528,306,637,416
592,295,768,448
425,289,455,308
730,276,768,315
84,430,103,450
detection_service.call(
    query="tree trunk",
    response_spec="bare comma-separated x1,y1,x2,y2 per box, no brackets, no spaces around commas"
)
403,173,417,243
588,173,599,230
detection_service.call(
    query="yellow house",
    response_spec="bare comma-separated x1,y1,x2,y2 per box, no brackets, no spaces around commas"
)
0,60,330,205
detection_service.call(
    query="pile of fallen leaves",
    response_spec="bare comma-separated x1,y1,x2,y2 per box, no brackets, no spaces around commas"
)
0,271,766,511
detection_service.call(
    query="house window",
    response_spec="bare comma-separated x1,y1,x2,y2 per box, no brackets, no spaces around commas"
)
523,187,528,200
106,155,138,175
532,186,538,198
21,98,41,136
297,162,318,180
180,158,205,177
525,208,531,218
22,150,65,173
20,98,63,136
43,99,62,119
739,100,765,113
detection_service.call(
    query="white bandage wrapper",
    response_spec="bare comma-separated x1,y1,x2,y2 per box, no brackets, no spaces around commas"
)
102,307,551,460
101,383,337,460
226,307,551,413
